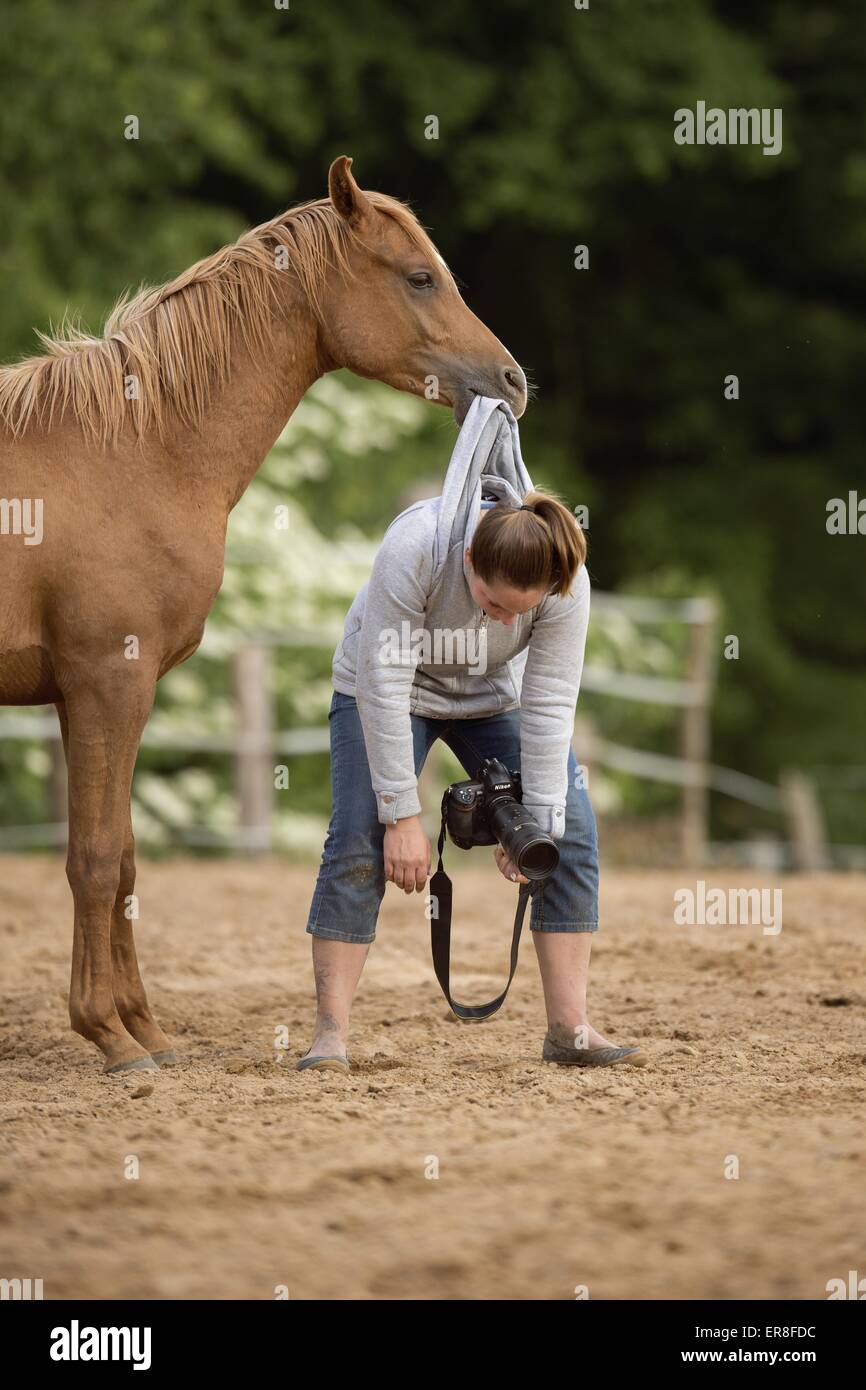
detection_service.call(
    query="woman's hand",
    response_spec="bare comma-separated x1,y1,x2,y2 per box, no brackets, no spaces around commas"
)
383,815,431,894
494,845,529,885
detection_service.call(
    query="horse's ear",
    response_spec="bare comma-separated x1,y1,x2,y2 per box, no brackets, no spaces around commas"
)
328,155,373,228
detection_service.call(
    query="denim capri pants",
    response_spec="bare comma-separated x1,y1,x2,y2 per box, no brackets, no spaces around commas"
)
306,691,599,944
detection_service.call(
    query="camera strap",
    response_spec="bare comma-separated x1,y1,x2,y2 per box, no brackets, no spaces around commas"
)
429,811,535,1021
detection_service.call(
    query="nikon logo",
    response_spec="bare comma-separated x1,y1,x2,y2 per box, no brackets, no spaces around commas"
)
493,783,510,790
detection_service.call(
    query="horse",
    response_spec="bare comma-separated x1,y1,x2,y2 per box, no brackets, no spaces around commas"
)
0,155,526,1074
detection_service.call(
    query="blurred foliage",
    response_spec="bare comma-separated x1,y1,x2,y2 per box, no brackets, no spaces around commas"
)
0,0,864,850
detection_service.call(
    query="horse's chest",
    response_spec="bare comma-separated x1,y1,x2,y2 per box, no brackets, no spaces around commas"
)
154,532,226,620
156,560,225,673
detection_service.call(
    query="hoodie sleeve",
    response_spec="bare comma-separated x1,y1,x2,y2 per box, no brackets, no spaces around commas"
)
354,512,435,825
518,567,590,840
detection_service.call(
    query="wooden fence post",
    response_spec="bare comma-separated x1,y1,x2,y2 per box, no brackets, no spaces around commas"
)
680,599,717,867
233,642,274,855
572,714,598,795
780,770,830,871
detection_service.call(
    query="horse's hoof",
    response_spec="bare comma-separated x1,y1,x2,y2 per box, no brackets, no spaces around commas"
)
150,1050,180,1067
104,1055,160,1075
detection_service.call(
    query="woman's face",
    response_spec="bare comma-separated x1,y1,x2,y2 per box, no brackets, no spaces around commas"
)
465,549,547,626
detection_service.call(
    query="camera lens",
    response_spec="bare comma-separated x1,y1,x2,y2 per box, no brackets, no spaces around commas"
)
517,837,560,879
488,800,560,882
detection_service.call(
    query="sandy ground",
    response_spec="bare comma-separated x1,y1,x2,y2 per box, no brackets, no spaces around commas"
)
0,854,864,1301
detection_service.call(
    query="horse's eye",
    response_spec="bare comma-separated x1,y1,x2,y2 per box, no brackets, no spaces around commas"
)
407,271,434,290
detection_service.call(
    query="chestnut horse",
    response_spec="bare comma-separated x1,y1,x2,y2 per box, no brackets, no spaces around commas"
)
0,156,526,1074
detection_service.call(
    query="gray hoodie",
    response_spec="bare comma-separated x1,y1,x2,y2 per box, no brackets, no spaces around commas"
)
332,395,590,840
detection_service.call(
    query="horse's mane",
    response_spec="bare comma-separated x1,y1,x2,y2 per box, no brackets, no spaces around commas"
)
0,193,439,445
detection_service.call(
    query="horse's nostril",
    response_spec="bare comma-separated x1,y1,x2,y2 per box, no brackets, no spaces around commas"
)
500,365,527,400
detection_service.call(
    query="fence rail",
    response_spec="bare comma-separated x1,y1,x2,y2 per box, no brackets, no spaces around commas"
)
0,593,848,868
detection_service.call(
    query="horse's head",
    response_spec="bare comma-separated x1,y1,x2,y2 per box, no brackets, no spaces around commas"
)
316,157,527,422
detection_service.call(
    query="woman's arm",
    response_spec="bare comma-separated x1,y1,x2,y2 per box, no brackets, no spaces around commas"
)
518,566,590,839
354,512,435,827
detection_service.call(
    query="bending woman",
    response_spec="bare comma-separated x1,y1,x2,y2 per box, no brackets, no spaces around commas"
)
299,398,645,1073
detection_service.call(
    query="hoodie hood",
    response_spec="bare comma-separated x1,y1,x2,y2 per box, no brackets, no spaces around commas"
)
431,395,535,587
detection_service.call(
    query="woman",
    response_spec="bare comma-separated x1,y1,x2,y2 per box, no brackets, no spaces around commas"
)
299,397,645,1072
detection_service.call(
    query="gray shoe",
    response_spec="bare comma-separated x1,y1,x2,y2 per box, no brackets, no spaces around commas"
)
542,1033,647,1067
296,1054,350,1073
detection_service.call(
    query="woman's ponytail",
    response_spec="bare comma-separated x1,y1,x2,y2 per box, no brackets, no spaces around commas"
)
470,488,586,598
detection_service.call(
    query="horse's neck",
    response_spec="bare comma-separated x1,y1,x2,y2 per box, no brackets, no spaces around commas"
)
171,291,325,513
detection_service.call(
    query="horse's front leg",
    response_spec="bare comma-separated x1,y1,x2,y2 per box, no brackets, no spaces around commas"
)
61,675,159,1073
110,809,177,1064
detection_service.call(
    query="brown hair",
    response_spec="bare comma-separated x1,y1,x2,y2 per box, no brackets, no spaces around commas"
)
469,489,586,599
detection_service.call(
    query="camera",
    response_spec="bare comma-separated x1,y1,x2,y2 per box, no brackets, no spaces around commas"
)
443,757,560,881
